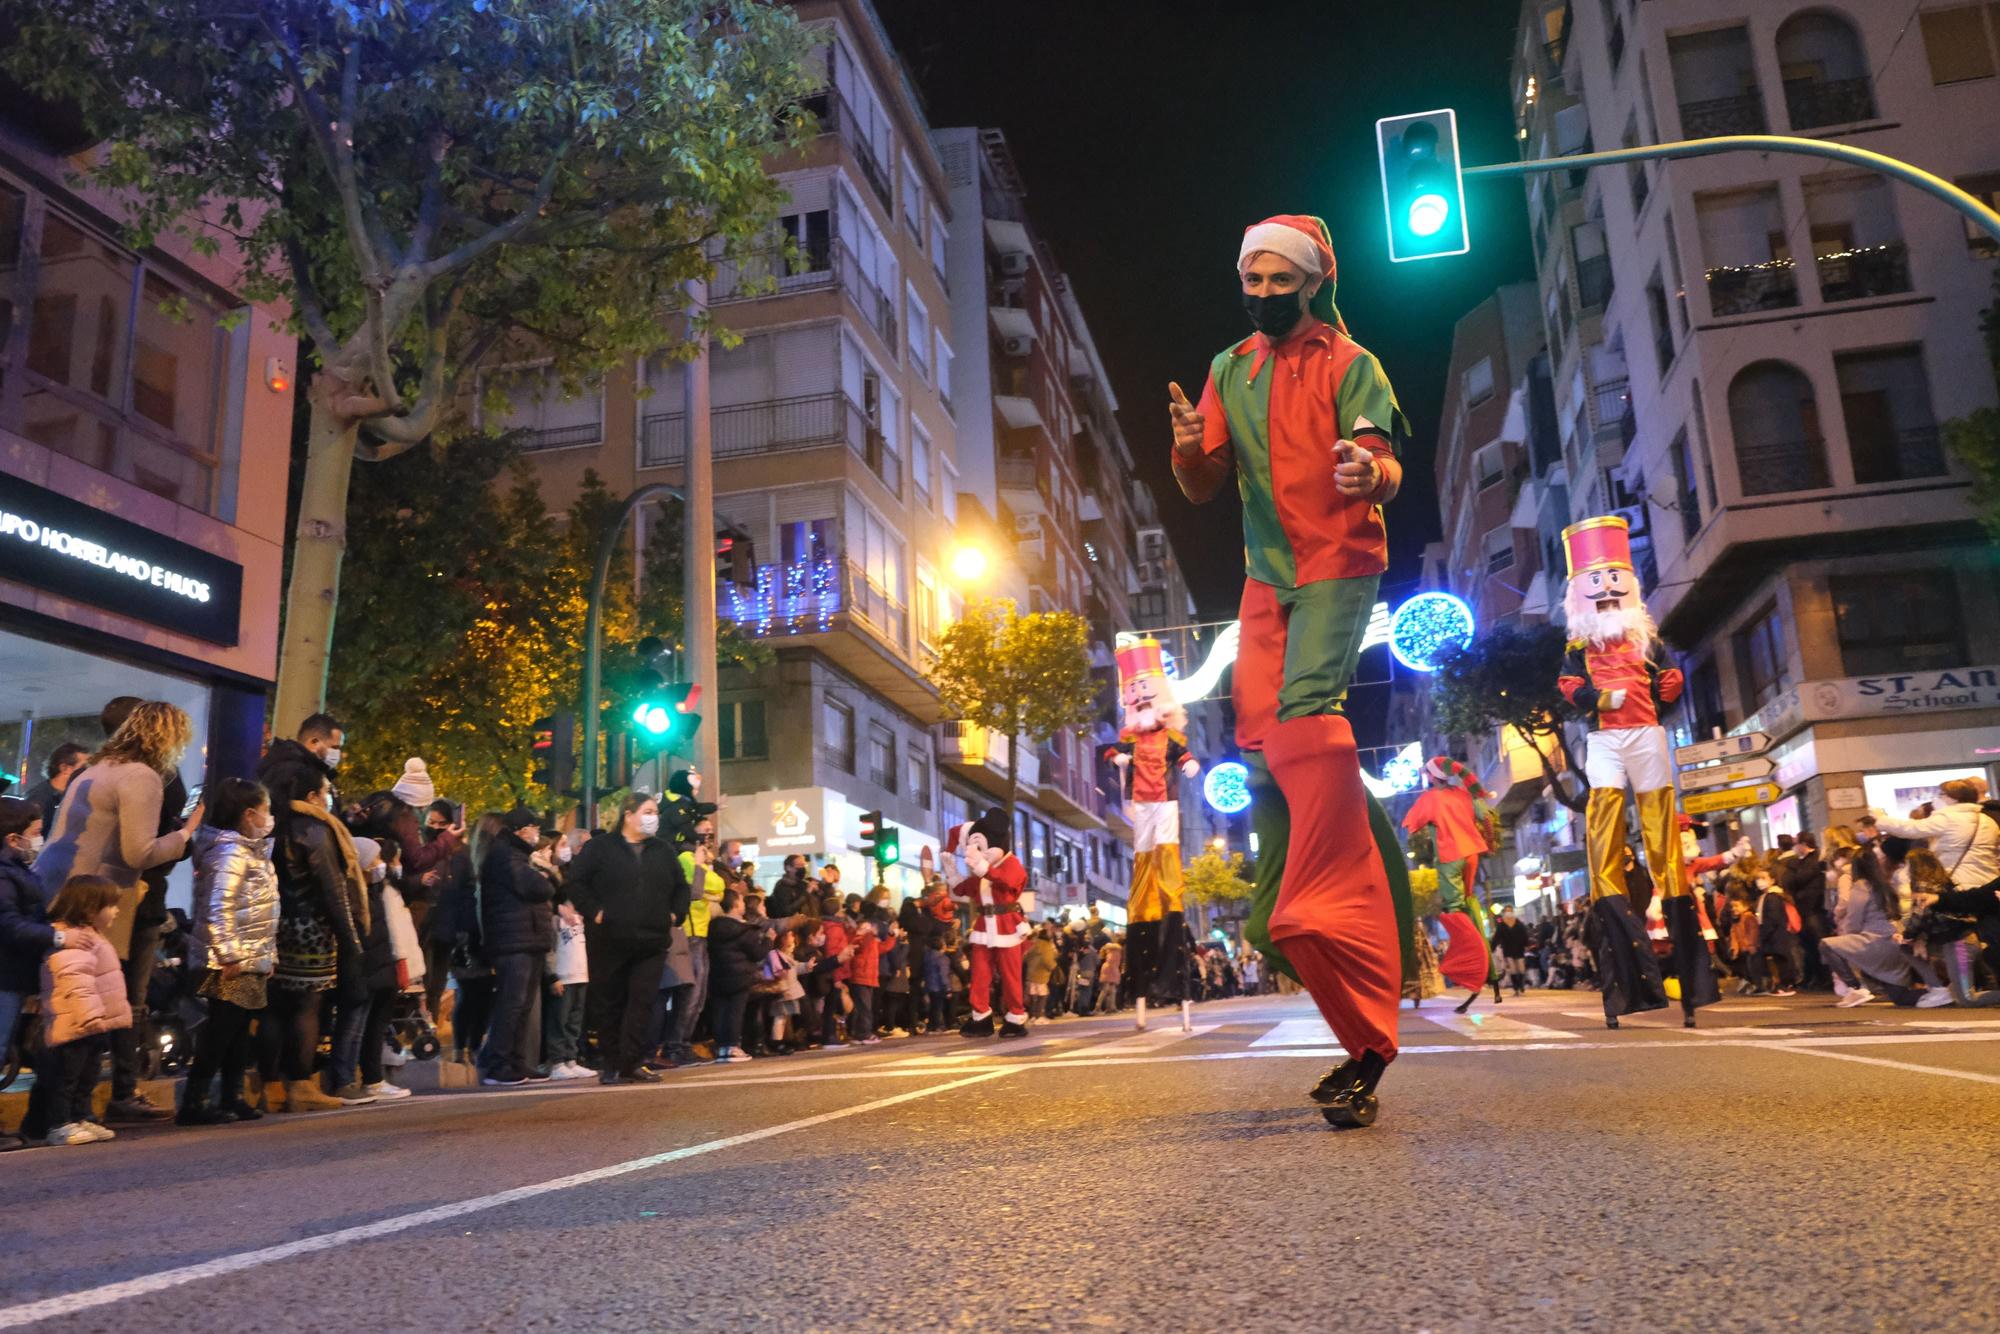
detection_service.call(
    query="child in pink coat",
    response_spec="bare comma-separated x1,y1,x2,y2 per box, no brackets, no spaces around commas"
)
39,876,133,1146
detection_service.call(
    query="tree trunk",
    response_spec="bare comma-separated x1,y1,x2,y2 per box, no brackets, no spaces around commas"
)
271,386,360,734
1003,716,1020,846
1521,722,1588,813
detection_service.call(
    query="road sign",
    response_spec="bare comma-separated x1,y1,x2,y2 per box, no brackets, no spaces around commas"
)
1682,782,1782,815
1675,757,1777,793
1674,732,1770,767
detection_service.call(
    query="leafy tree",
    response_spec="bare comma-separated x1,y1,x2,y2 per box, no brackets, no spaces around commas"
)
328,445,765,816
2,0,819,730
1942,268,2000,541
1430,622,1587,812
1405,865,1442,920
1181,850,1254,906
927,599,1099,829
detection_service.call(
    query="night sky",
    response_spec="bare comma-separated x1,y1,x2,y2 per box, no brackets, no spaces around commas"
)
875,0,1539,621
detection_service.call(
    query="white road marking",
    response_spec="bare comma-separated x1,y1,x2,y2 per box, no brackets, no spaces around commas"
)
1770,1043,2000,1088
0,1070,1013,1331
1049,1024,1218,1058
1416,1010,1580,1041
1559,1005,1787,1018
1250,1018,1340,1048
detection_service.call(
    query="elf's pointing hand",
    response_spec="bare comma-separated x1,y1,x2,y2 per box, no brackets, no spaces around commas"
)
1333,440,1379,498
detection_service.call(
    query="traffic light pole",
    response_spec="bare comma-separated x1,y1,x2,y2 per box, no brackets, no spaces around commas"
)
1464,134,2000,244
581,483,684,832
683,277,722,793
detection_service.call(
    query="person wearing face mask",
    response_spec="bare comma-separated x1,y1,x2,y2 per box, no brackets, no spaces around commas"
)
474,810,557,1088
0,797,57,1149
258,713,345,789
179,778,280,1125
566,793,689,1083
1168,213,1415,1129
1753,859,1800,997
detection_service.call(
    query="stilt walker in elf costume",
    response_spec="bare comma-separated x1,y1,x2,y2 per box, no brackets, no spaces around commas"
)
1104,638,1201,1032
1555,516,1717,1029
944,807,1032,1039
1402,757,1500,1013
1171,214,1417,1128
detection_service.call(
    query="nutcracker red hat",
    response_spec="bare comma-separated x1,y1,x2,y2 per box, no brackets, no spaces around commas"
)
1561,515,1635,579
1115,638,1167,684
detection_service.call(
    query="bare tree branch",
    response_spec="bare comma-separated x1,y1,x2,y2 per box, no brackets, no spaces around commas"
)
338,36,401,271
362,286,407,414
279,230,339,352
265,14,381,285
406,130,450,262
420,140,572,281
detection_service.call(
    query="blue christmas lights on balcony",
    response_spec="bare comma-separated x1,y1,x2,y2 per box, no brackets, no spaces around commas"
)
724,556,840,636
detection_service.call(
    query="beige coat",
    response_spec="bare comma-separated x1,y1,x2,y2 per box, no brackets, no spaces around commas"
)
35,760,189,894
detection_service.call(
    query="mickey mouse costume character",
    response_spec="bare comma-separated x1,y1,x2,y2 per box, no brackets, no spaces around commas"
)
1555,516,1712,1029
1104,637,1200,1032
1401,757,1498,1013
1170,214,1417,1128
944,807,1031,1039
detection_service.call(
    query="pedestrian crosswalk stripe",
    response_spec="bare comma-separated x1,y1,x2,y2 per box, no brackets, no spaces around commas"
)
1415,1010,1580,1041
1050,1025,1219,1058
1249,1018,1340,1048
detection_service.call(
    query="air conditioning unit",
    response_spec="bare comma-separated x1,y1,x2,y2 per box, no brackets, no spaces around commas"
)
999,251,1031,276
1613,503,1648,538
1015,512,1043,538
1002,334,1033,357
1018,531,1047,561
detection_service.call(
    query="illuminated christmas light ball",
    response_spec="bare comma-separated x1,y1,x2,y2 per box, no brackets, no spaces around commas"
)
1380,749,1426,794
1203,761,1252,815
1387,591,1476,673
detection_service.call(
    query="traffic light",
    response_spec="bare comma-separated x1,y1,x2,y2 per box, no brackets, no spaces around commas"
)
1376,109,1468,262
875,825,901,868
530,710,577,795
631,680,702,753
858,808,883,862
717,523,755,587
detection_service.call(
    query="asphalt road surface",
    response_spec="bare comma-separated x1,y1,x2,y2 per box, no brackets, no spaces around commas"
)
5,990,1998,1332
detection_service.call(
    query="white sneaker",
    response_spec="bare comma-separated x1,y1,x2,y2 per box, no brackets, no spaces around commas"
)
724,1048,753,1063
45,1123,96,1147
1917,986,1956,1009
1835,988,1874,1008
1832,977,1851,999
381,1042,409,1068
555,1062,592,1080
364,1080,413,1100
81,1120,116,1142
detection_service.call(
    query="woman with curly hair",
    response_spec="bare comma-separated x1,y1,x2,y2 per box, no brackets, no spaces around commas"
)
35,701,203,933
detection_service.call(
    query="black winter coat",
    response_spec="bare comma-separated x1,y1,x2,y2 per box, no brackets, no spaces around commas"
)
766,870,809,920
566,833,688,949
705,915,766,996
0,850,55,993
363,879,399,993
479,833,556,957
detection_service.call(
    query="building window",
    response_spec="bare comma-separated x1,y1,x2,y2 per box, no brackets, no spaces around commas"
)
1688,656,1727,736
1733,600,1791,713
718,698,769,761
1669,25,1766,137
1669,428,1702,543
940,459,958,523
1955,172,2000,257
1462,356,1495,407
1777,13,1876,129
929,207,949,284
1485,531,1515,574
478,363,604,452
13,201,231,515
1645,271,1674,377
1920,5,1997,85
1727,360,1830,495
1696,185,1798,316
1800,176,1909,303
1835,345,1945,483
912,419,931,502
906,285,931,384
868,723,896,792
821,699,855,773
935,334,953,410
915,564,941,651
901,152,923,239
1831,571,1967,676
1474,442,1505,490
907,747,932,810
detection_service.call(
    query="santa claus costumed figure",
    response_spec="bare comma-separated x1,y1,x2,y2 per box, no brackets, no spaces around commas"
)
1401,757,1500,1013
1555,515,1717,1028
1103,637,1201,1032
944,807,1032,1039
1170,213,1417,1128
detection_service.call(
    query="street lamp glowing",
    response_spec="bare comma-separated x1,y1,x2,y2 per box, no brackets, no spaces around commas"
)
949,544,990,582
1408,193,1450,237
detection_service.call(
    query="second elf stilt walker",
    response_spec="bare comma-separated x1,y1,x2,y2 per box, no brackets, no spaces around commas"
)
1556,516,1716,1029
1104,637,1201,1032
1171,213,1416,1128
1402,757,1499,1013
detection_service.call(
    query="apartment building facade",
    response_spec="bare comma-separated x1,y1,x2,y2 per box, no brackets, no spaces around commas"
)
502,0,959,894
1508,0,2000,851
0,107,297,910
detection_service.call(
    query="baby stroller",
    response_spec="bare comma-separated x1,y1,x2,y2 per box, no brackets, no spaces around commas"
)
383,992,442,1063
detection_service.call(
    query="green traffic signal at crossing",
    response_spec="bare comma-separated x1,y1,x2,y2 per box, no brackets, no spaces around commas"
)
1376,109,1468,262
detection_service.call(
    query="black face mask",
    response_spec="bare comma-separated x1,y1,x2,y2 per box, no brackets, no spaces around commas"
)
1242,289,1306,339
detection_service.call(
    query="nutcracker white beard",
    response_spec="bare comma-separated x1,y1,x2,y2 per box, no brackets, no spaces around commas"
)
1563,581,1658,648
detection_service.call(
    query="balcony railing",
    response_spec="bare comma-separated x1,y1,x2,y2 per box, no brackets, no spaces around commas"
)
844,560,907,647
515,420,603,453
996,452,1049,507
1706,260,1799,316
711,234,897,351
1851,425,1947,484
799,88,892,210
713,554,906,648
1737,435,1830,496
1784,76,1875,131
640,391,867,469
1576,253,1613,310
1816,241,1911,303
1680,92,1766,138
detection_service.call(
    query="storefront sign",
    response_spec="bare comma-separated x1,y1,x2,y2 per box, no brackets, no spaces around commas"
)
719,786,827,856
1683,782,1781,815
0,478,243,645
1735,667,2000,743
